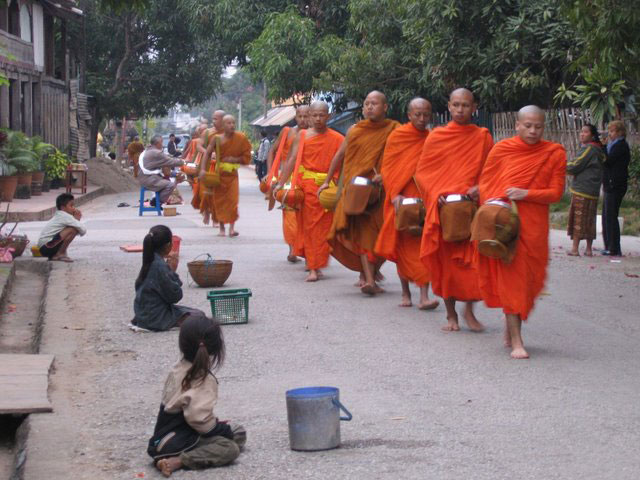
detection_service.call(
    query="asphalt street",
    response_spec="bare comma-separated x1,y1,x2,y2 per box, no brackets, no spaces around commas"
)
16,168,640,479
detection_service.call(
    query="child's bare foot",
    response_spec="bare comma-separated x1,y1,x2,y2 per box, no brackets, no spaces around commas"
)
418,299,439,310
156,457,182,477
442,316,460,332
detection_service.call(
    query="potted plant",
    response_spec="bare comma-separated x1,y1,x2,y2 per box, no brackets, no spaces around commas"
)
45,149,70,189
29,137,54,196
0,130,19,202
0,130,38,200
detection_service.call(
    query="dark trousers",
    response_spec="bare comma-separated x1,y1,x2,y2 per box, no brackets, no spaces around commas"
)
602,188,627,255
256,161,268,181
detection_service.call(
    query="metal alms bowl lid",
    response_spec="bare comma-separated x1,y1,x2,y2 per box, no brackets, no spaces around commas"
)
351,176,372,186
401,197,423,205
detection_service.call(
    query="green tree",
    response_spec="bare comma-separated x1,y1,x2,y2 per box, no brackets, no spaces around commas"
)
70,0,225,155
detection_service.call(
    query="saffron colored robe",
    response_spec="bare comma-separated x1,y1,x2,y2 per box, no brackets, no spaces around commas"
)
328,119,399,271
374,123,430,286
415,122,493,301
295,129,345,269
198,129,220,220
274,128,302,253
212,132,251,224
476,136,566,319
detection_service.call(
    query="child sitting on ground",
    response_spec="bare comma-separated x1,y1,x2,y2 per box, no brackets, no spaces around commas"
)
132,224,204,331
37,193,87,262
147,313,246,477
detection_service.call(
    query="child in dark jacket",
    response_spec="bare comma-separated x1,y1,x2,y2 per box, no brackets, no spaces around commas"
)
148,313,246,477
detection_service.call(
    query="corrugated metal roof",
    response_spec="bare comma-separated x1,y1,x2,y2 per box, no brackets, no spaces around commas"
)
250,105,296,128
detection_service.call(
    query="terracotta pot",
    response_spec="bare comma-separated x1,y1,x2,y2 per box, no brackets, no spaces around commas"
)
16,172,33,186
41,178,51,192
0,176,18,202
32,171,45,183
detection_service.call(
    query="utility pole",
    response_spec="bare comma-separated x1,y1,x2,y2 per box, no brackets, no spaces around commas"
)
238,97,242,131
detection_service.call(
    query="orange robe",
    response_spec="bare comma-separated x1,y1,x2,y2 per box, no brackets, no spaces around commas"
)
476,136,566,319
374,123,430,286
211,132,251,224
274,128,302,253
294,129,345,269
328,119,399,271
189,140,205,211
198,129,220,219
415,122,493,301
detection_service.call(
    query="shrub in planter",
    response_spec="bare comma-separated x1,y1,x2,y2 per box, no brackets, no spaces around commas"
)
45,149,70,184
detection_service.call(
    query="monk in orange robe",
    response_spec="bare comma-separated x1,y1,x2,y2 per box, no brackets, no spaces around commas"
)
415,88,493,332
475,106,566,359
276,101,344,281
267,106,309,262
127,136,144,178
187,124,209,211
198,110,226,226
199,114,251,237
320,91,399,295
375,98,439,310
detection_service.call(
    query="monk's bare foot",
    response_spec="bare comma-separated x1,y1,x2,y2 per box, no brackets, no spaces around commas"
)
316,270,324,279
354,279,365,287
510,346,529,359
287,254,298,263
305,271,319,282
374,285,385,294
441,317,460,332
361,283,376,296
156,457,182,477
464,309,485,332
567,250,580,257
375,271,385,282
229,231,239,237
217,231,226,237
399,295,412,307
418,299,439,311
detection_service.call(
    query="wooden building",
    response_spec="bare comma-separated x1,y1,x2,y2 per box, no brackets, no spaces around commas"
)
0,0,89,157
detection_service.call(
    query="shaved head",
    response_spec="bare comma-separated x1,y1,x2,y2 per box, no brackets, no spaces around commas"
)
309,101,329,113
517,105,545,121
222,114,236,135
448,88,476,125
407,97,432,131
516,105,545,145
449,88,475,103
212,110,226,130
295,105,310,129
363,90,388,122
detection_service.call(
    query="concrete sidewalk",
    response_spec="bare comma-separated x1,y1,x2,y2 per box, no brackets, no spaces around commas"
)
13,167,640,479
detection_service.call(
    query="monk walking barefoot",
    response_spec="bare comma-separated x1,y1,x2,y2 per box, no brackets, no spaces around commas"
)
415,89,493,331
322,91,399,295
276,101,344,282
374,97,440,310
475,106,566,359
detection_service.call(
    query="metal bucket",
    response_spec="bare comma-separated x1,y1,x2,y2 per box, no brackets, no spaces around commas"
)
286,386,352,451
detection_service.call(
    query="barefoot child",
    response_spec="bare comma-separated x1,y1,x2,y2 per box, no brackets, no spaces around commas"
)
148,314,246,477
37,193,86,262
132,225,204,331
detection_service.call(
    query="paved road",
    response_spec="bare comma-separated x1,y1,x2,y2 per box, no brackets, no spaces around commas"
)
16,168,640,479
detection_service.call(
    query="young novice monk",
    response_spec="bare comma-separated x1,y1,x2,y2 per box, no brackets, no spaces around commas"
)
148,313,246,477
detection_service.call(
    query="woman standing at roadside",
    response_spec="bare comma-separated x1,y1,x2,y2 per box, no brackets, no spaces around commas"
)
566,124,605,256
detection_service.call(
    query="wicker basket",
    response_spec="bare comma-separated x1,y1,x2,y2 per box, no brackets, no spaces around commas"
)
188,258,233,287
0,235,30,258
202,171,221,189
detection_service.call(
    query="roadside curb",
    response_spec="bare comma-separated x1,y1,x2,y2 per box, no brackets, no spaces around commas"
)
4,187,106,223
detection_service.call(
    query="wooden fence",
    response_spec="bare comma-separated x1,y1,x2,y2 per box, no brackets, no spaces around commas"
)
434,107,638,160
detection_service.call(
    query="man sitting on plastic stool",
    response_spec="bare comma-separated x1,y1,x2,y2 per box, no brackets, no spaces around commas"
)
138,135,185,207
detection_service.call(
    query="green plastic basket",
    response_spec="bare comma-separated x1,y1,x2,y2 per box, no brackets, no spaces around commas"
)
207,288,252,325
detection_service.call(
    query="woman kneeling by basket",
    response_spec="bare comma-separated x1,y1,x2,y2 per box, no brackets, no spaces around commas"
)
132,225,205,332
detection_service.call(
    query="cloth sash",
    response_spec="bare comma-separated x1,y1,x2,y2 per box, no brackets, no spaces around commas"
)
138,150,162,175
217,161,241,173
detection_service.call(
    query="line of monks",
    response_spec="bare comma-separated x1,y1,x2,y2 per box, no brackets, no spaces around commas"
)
182,110,252,237
264,89,566,360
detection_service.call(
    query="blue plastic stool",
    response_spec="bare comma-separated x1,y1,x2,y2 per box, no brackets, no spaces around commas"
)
139,187,162,216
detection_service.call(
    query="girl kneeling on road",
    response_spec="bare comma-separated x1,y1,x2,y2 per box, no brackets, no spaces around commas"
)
148,313,246,477
132,225,203,331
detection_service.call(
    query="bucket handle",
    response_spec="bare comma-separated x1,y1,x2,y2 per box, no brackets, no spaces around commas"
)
332,398,352,422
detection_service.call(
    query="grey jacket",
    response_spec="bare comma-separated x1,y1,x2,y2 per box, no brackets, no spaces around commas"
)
133,254,189,331
567,144,604,199
138,147,183,192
